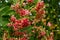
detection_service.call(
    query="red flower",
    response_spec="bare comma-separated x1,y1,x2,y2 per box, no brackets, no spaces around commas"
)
13,20,22,30
21,18,30,27
26,0,34,3
13,22,19,28
38,10,45,15
40,31,46,36
10,15,16,22
35,1,44,11
11,18,31,30
15,20,21,24
13,23,19,31
17,9,30,16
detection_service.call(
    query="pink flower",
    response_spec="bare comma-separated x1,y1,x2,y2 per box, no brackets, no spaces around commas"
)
26,0,34,3
47,22,52,27
11,3,20,11
35,1,44,11
17,9,30,16
10,15,16,22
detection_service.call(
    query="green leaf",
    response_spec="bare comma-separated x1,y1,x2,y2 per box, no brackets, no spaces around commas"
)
0,6,10,16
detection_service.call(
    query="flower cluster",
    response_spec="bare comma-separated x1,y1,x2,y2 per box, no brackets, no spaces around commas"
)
34,1,45,20
6,0,54,40
17,9,30,16
35,1,44,11
11,3,30,16
11,3,20,11
7,15,31,31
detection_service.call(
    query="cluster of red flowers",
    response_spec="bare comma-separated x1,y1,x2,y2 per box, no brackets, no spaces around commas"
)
11,3,30,16
17,9,30,16
35,1,44,11
7,0,54,40
34,1,45,20
35,1,45,15
7,15,31,31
